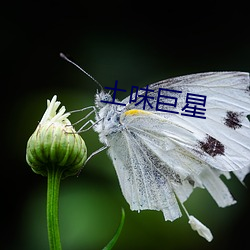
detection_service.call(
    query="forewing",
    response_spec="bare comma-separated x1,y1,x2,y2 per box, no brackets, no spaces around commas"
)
122,72,250,175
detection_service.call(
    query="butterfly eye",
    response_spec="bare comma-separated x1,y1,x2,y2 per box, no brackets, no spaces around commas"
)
99,92,112,102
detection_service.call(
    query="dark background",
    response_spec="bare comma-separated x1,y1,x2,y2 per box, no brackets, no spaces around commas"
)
2,1,250,250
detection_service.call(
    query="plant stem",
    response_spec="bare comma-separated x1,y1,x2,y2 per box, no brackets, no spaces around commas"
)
47,165,63,250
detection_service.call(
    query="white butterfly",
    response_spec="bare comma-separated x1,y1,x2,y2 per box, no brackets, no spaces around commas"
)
60,53,250,242
87,72,250,241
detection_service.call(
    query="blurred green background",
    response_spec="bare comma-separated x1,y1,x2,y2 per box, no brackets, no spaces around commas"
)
2,1,250,250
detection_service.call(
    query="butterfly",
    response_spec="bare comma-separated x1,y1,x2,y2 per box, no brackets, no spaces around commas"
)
91,72,250,241
61,55,250,241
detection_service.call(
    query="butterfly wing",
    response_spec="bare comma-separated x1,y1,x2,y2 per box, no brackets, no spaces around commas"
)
122,72,250,173
107,123,182,221
105,72,250,221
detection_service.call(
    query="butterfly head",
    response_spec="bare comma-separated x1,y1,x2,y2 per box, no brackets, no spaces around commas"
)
95,90,113,109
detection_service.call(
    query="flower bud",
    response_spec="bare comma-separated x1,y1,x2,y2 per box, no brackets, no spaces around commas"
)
26,95,87,178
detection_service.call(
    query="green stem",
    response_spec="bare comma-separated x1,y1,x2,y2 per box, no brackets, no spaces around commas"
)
47,165,63,250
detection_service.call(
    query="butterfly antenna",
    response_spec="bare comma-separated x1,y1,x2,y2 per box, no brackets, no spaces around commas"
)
60,53,103,91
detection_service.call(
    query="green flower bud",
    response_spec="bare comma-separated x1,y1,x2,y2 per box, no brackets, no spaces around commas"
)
26,95,87,178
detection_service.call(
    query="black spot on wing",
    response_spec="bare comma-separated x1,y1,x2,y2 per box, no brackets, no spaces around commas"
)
199,135,225,157
186,177,195,186
224,111,243,130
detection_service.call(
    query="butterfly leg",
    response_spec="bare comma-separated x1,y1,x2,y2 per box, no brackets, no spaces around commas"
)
85,145,108,165
70,105,96,114
76,119,98,132
77,145,108,176
70,106,96,126
68,106,102,132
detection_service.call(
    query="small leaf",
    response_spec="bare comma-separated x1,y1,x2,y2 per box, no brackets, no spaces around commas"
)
102,208,125,250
